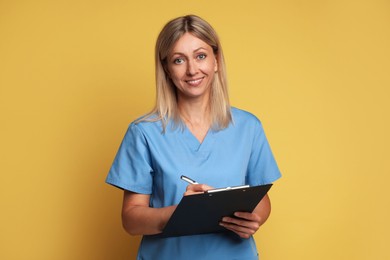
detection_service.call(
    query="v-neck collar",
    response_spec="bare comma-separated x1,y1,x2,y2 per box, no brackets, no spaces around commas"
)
182,125,216,152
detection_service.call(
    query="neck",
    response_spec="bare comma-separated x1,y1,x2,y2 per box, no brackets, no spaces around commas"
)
178,99,211,143
178,99,210,125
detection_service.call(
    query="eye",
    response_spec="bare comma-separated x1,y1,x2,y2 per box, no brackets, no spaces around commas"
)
173,58,185,64
197,54,207,60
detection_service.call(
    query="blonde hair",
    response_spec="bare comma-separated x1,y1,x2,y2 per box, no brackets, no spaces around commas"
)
138,15,232,132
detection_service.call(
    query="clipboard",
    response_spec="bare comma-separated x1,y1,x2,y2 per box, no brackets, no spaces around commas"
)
160,183,273,237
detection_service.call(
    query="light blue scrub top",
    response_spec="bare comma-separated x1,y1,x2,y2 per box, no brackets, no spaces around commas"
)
106,107,281,260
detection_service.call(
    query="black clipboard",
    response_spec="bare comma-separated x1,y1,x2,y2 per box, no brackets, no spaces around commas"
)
160,184,272,238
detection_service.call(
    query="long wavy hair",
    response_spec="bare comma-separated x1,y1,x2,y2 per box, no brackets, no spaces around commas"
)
137,15,232,132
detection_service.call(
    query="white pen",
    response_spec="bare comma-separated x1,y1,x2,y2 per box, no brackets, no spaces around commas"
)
180,175,198,184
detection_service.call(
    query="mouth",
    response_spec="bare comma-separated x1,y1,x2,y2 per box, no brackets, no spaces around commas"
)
185,77,204,86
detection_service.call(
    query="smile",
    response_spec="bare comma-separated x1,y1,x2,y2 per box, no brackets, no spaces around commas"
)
185,77,204,86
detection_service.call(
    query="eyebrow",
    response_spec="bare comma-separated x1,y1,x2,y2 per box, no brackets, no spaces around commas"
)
171,47,208,56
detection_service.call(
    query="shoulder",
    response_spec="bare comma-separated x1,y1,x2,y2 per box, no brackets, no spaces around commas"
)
129,116,163,135
231,107,263,128
127,114,178,137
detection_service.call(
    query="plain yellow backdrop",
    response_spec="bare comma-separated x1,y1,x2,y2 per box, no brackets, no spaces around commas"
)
1,0,389,259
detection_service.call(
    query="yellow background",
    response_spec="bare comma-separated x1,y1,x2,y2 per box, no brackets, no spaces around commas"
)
1,0,389,259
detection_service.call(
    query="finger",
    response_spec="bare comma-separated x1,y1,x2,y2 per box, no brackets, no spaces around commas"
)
186,184,213,192
184,184,214,196
183,190,203,196
223,216,260,230
219,222,254,239
233,212,261,222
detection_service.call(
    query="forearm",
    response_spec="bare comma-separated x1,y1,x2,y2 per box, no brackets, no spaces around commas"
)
253,193,271,227
121,191,176,236
122,204,176,235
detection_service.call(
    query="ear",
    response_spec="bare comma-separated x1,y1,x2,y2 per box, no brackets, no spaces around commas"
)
214,58,218,72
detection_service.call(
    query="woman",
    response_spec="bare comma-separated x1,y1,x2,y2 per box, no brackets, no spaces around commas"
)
106,15,281,259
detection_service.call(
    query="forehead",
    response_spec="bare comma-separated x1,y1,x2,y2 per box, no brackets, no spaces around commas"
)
170,33,212,54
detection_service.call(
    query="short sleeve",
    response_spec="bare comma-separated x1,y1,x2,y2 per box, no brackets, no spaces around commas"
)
246,120,281,186
105,123,154,194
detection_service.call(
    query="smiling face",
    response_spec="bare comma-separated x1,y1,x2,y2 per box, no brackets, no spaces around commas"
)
167,33,218,102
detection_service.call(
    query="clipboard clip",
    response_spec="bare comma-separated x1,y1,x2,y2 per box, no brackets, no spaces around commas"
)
205,185,250,194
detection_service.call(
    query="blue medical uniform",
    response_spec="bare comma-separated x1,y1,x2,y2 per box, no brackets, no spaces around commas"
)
106,107,281,260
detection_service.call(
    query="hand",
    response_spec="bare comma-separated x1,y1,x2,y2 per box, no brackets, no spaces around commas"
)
184,184,214,196
219,211,262,239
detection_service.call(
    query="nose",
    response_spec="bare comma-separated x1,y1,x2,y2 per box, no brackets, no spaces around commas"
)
186,60,198,76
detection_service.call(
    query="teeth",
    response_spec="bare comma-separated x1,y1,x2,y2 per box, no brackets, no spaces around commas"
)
187,78,203,85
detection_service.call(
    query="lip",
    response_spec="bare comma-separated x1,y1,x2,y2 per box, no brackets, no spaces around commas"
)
185,77,205,87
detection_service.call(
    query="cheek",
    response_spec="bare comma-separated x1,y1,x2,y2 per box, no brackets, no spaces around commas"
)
168,66,184,80
167,70,183,88
169,72,182,85
204,62,217,75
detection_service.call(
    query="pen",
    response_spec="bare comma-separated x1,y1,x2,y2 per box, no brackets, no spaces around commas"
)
180,175,198,184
